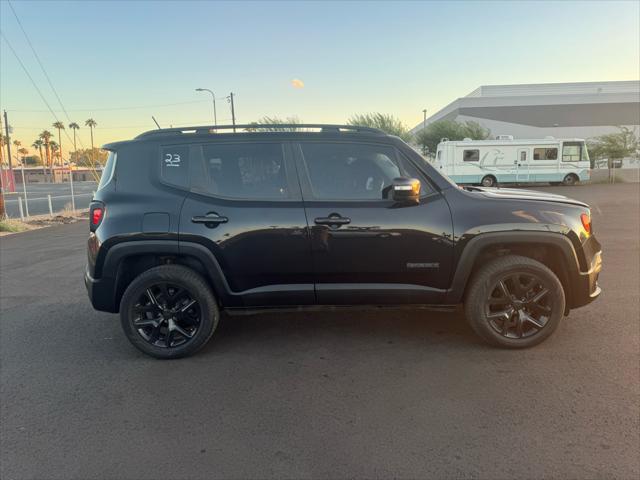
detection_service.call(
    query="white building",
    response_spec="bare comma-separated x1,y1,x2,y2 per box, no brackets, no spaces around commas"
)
412,81,640,140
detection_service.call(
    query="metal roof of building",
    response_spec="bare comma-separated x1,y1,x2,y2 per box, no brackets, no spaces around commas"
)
413,81,640,133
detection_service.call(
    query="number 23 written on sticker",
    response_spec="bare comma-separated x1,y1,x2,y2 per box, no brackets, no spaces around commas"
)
164,153,181,167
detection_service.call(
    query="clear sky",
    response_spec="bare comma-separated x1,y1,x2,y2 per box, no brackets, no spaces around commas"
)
1,0,639,153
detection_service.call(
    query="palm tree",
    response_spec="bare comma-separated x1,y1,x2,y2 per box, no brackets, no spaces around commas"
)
17,147,29,164
85,118,97,166
32,139,44,166
84,118,97,172
53,121,65,170
39,130,53,180
50,141,60,168
68,122,80,165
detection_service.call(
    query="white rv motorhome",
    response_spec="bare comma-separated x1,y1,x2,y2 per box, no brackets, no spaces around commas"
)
434,136,591,187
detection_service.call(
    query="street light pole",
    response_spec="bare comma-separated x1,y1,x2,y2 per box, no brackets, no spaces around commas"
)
228,92,236,132
195,88,217,126
422,109,428,157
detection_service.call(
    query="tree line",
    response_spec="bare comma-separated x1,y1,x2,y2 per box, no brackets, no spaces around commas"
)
248,113,492,154
250,113,639,165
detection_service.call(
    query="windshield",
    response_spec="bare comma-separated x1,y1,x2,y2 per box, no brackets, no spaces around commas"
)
562,141,588,163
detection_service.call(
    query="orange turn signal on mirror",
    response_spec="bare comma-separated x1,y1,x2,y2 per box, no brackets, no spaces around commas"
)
580,213,591,234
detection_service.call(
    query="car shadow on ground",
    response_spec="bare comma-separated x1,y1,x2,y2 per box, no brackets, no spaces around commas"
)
195,306,485,357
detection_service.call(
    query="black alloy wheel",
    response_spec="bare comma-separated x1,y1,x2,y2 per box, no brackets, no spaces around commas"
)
485,273,552,339
120,265,219,359
133,283,201,348
464,255,565,348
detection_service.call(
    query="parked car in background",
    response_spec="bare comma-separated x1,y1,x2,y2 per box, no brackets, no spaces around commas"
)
435,136,591,186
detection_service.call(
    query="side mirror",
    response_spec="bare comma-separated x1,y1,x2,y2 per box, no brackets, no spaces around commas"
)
390,177,421,204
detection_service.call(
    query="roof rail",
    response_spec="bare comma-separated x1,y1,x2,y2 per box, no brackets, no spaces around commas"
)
135,123,386,139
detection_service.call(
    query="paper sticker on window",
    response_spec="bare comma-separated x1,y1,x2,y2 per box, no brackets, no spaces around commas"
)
161,146,189,187
164,153,181,167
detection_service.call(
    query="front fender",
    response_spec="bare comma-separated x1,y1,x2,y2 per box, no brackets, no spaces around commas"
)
444,230,581,304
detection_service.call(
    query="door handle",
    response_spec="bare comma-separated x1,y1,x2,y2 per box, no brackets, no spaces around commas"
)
192,213,228,226
314,215,351,226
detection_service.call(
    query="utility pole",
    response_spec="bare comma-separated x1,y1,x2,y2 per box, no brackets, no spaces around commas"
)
0,115,4,218
4,111,14,191
229,92,236,132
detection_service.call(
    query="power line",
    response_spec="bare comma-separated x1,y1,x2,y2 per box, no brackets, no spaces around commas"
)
1,31,76,148
5,99,213,113
0,32,62,127
9,119,221,130
7,0,86,150
1,30,94,173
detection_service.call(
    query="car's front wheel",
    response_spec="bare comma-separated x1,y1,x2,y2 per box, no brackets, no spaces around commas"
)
120,265,219,359
464,255,565,348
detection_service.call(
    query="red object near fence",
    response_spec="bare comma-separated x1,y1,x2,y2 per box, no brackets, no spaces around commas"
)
0,167,15,193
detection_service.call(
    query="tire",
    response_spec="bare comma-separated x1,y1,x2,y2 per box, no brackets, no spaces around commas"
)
562,174,578,186
464,255,565,348
120,265,219,359
481,175,497,187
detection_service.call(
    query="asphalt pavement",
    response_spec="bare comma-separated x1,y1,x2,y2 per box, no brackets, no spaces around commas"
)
1,184,638,479
3,181,98,217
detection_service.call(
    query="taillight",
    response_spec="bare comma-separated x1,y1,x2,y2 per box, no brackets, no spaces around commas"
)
92,208,103,225
89,202,105,231
580,213,591,234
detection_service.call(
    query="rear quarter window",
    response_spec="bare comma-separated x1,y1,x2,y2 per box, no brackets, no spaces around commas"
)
160,145,190,188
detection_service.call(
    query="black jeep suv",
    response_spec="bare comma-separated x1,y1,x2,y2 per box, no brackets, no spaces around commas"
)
85,124,602,358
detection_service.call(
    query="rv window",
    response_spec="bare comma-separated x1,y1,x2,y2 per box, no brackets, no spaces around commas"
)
533,148,558,160
437,151,442,160
520,151,527,162
463,149,479,162
562,142,582,162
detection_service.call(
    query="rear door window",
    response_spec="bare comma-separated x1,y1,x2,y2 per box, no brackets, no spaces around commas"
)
191,142,291,200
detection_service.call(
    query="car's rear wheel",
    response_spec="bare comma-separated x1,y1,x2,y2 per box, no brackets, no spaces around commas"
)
481,175,497,187
120,265,219,359
464,255,565,348
562,173,578,186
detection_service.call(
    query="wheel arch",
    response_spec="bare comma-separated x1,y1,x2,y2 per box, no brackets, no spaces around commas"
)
445,232,580,309
99,240,236,313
